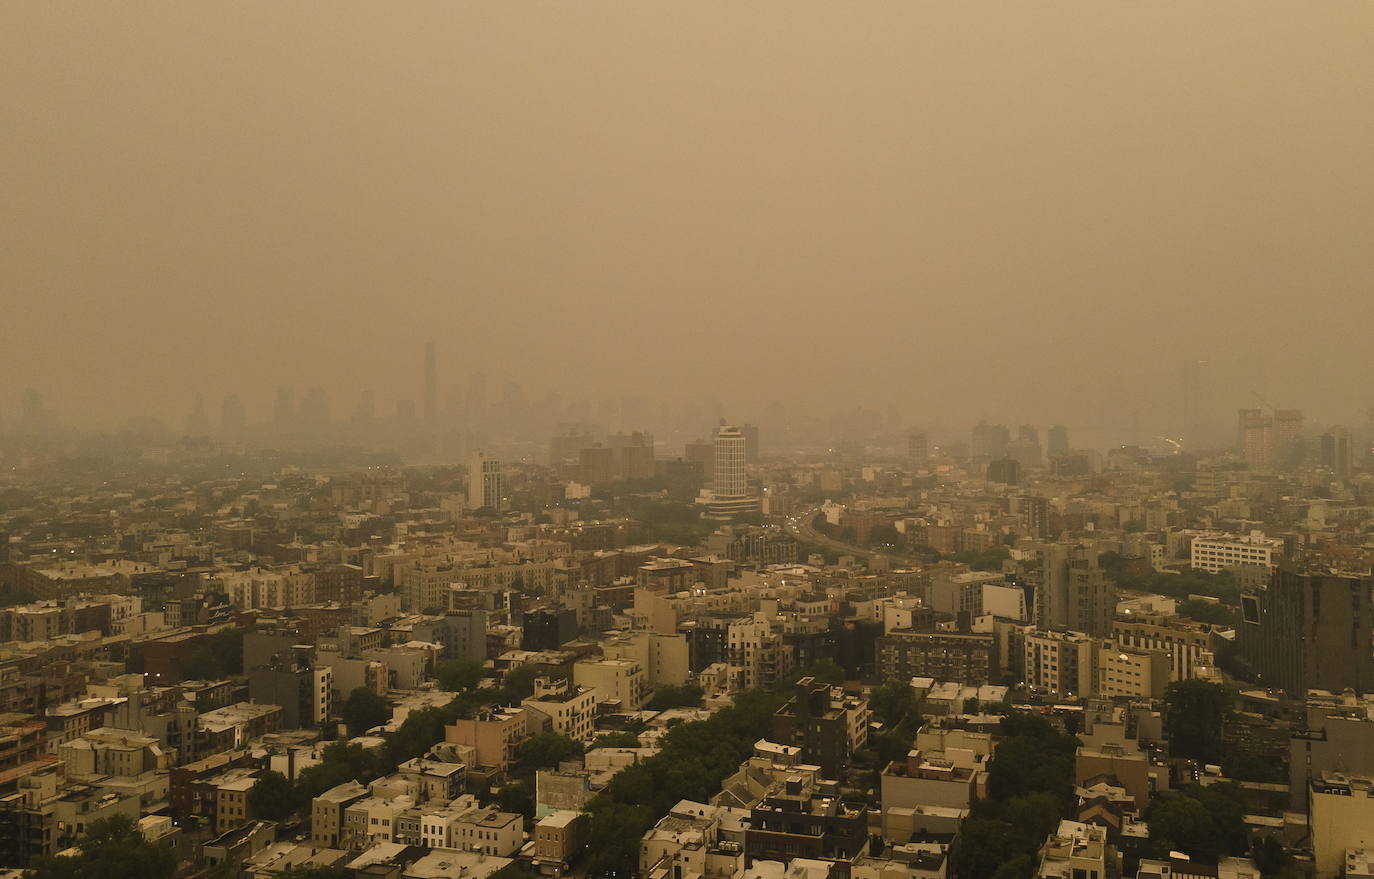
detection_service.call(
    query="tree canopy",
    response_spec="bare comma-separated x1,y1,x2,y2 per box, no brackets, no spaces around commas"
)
950,545,1011,571
516,733,585,774
1145,784,1249,863
435,659,487,692
952,713,1079,879
341,687,391,737
579,687,786,877
248,770,305,823
646,683,704,710
26,814,176,879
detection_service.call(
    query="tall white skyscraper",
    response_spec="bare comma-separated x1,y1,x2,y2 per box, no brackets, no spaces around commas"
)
708,425,757,517
714,425,747,497
468,450,505,511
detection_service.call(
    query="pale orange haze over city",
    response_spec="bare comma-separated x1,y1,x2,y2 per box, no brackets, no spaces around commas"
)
3,2,1373,440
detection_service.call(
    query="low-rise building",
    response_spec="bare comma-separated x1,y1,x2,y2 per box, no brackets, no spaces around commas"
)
771,677,869,779
878,631,993,686
573,658,649,711
1036,820,1110,879
445,707,528,772
311,780,368,848
522,678,597,743
1311,772,1374,879
533,809,583,875
1096,643,1169,699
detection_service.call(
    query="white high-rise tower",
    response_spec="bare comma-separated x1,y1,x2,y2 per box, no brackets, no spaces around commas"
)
707,425,757,517
468,450,506,511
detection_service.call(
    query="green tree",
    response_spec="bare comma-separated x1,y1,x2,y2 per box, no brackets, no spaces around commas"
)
341,687,391,737
989,855,1034,879
867,524,903,549
297,742,389,800
952,546,1012,571
1191,784,1250,856
248,770,304,822
495,779,535,817
1178,599,1236,626
577,686,787,878
1165,680,1229,763
26,814,175,879
1252,835,1294,879
499,665,539,702
1148,795,1222,862
436,659,487,692
591,731,643,749
953,817,1020,879
383,705,450,766
646,684,704,709
868,678,917,727
986,714,1078,808
516,733,584,773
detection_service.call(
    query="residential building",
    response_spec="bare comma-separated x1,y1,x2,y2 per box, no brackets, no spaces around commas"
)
311,781,368,848
1310,772,1374,879
1112,614,1220,682
1036,820,1111,879
771,677,869,779
745,778,869,869
1024,630,1095,698
1237,567,1374,697
468,450,506,512
573,658,648,711
878,631,994,686
521,678,597,743
533,810,583,875
1190,532,1283,574
1096,643,1169,699
445,707,528,772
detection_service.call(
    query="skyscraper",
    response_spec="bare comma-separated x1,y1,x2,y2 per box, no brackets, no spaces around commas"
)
273,387,297,430
971,423,1010,471
986,458,1022,485
468,450,506,511
1237,409,1274,472
1008,424,1042,469
423,342,438,426
1321,427,1353,478
685,439,715,482
1237,408,1268,451
707,425,756,517
907,431,928,465
220,394,246,437
741,423,760,464
1273,409,1304,469
186,395,211,436
300,387,330,430
1047,424,1070,459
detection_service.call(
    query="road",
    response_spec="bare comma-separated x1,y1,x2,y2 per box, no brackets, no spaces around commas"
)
783,507,932,568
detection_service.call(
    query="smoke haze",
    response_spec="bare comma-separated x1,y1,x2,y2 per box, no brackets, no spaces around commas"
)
4,2,1373,442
